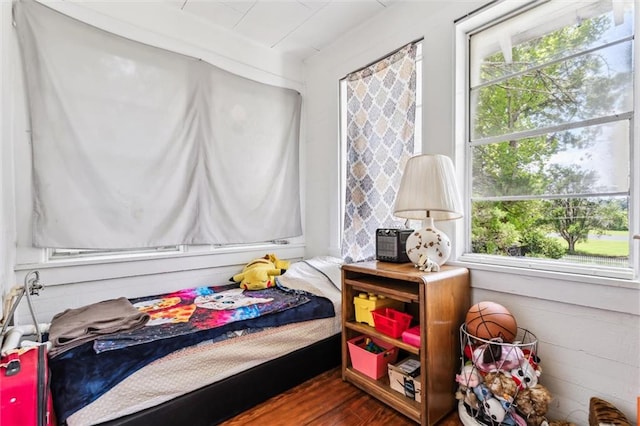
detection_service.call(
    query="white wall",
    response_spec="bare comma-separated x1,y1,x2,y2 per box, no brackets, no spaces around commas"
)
0,2,15,321
1,1,307,322
304,1,639,424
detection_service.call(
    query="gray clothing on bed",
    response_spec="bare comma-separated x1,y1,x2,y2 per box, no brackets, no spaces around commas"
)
49,297,149,357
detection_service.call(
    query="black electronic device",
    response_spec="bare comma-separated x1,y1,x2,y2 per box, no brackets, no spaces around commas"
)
375,228,413,263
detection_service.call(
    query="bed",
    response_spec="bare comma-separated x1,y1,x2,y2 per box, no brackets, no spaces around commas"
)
49,256,344,426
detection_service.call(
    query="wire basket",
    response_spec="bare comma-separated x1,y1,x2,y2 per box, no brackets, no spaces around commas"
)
457,324,540,426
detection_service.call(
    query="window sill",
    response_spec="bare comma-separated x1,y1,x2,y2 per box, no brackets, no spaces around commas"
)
453,253,636,283
14,243,305,287
449,256,639,316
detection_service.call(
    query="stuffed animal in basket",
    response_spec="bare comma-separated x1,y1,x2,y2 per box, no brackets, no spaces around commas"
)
456,364,483,388
455,364,483,409
472,384,516,425
515,384,553,426
511,356,541,390
482,397,507,424
484,370,518,406
231,254,290,290
472,342,524,373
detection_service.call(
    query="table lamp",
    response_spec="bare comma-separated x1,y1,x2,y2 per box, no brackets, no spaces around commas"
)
393,154,463,268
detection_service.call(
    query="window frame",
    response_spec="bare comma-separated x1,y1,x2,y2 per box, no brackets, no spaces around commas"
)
46,238,297,262
454,0,639,281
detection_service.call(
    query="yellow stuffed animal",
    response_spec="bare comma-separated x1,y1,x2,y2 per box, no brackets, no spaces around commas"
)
232,254,290,290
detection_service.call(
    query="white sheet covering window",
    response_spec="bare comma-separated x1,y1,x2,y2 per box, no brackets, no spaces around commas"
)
14,0,302,249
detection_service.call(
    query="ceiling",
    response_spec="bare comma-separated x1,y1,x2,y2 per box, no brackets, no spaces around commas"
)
166,0,396,61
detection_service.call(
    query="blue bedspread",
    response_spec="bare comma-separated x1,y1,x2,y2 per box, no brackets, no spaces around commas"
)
49,281,335,424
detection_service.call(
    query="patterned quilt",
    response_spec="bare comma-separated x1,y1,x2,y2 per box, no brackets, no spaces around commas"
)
94,283,310,352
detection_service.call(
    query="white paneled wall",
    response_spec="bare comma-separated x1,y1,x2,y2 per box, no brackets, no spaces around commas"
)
15,262,274,325
13,244,305,324
473,285,638,423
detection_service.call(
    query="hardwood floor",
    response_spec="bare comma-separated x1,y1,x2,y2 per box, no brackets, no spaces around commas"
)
221,367,460,426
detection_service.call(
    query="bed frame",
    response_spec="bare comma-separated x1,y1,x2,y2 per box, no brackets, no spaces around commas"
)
100,333,341,426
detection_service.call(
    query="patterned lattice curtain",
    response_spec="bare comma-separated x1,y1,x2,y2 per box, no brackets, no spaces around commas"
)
341,43,417,263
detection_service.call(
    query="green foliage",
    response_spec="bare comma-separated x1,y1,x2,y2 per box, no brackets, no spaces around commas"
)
520,230,565,259
471,203,520,255
540,165,605,253
471,137,552,198
474,16,614,136
599,200,629,231
472,201,565,259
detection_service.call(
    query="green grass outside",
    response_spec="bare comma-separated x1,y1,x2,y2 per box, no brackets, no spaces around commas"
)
574,239,629,257
595,230,628,236
551,231,629,257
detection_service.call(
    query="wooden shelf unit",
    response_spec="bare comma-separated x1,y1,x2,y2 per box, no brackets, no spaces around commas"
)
341,261,470,425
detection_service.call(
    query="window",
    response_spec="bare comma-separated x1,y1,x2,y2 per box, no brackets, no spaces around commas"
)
47,240,291,261
48,246,182,260
339,41,422,262
457,0,636,278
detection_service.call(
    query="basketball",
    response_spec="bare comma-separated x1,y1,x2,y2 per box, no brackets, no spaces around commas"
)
465,301,517,343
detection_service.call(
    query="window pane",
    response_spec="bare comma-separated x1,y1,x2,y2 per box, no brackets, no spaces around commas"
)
464,0,634,276
471,120,630,198
470,41,633,140
471,197,630,268
470,0,635,86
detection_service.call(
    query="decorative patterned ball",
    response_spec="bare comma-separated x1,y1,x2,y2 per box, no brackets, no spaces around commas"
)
465,301,517,343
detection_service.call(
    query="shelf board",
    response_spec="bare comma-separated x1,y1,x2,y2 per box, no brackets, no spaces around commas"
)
345,321,420,355
343,367,421,423
344,277,419,303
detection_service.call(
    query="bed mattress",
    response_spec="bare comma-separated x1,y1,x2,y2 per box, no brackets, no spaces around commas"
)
66,257,343,426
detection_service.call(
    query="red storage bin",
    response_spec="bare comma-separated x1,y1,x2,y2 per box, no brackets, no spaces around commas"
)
347,335,399,380
372,308,412,338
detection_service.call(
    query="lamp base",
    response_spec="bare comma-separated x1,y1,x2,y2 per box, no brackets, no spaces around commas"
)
405,218,451,268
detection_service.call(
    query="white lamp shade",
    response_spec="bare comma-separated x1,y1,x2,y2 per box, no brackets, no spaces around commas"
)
393,154,463,221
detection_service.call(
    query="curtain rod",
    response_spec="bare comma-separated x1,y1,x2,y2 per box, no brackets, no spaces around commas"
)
340,37,423,80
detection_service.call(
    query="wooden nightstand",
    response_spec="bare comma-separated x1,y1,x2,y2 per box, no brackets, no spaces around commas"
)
341,261,470,425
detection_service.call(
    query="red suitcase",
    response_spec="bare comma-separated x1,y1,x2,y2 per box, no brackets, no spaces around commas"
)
0,345,55,426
